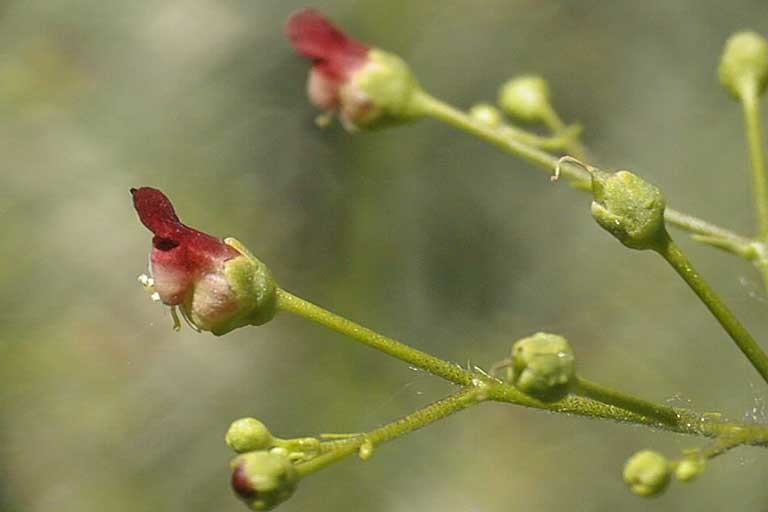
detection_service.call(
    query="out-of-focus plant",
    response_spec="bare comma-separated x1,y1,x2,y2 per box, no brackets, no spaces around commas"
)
129,9,768,509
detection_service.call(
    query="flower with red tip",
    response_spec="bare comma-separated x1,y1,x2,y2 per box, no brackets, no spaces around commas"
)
286,8,425,130
131,187,277,335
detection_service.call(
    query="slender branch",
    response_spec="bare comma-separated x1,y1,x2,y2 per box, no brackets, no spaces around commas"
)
741,81,768,239
414,91,752,251
573,377,680,427
276,288,474,386
539,104,588,160
275,286,768,443
296,386,484,477
655,234,768,383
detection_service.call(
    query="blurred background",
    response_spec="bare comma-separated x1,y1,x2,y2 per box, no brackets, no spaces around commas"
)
1,0,768,510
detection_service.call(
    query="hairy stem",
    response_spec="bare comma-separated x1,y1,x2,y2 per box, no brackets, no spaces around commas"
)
296,385,485,477
655,234,768,383
275,287,768,444
573,377,680,427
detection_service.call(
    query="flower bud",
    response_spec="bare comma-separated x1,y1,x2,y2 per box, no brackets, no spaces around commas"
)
718,31,768,99
469,103,503,127
508,332,575,402
623,450,671,497
131,187,278,336
498,75,552,123
674,452,706,482
589,170,667,251
231,451,299,511
287,9,424,131
226,418,275,453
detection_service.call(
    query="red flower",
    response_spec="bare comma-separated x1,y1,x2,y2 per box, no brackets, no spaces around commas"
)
286,8,369,111
131,187,277,335
286,9,423,130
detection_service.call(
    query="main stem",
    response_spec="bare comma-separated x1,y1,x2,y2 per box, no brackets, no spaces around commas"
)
741,82,768,240
415,91,752,252
656,234,768,383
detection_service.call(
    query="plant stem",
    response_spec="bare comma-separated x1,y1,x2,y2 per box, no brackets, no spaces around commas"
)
295,385,484,477
655,234,768,383
740,81,768,240
275,287,768,443
573,377,680,427
540,104,588,160
276,288,474,386
414,91,752,252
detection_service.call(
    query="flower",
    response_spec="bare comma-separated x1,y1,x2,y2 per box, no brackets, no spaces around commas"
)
286,8,424,130
131,187,277,335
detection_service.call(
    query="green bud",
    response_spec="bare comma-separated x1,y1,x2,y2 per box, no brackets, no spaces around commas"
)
340,49,425,130
226,418,275,453
498,75,552,123
469,103,503,127
623,450,671,497
231,451,299,511
508,332,575,402
718,31,768,99
590,170,667,250
675,452,706,482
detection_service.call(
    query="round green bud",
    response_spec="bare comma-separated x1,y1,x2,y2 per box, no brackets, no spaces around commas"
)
231,451,298,511
498,75,551,123
226,418,275,453
718,31,768,99
675,454,706,482
508,332,575,402
590,170,667,251
469,103,503,127
340,49,425,130
623,450,671,497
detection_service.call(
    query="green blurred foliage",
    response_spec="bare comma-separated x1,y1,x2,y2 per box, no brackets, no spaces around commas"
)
1,1,768,511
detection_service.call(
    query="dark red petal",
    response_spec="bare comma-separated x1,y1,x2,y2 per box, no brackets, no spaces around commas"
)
231,463,258,499
286,8,368,68
131,187,182,239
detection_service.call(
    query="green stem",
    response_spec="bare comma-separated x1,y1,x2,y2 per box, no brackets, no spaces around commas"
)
275,287,768,443
295,385,484,477
540,104,588,160
740,81,768,240
573,377,680,427
655,234,768,383
414,91,752,252
276,288,474,386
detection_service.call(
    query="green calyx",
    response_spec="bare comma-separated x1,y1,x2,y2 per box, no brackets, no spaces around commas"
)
498,75,552,123
508,332,575,402
623,450,671,497
209,238,277,336
231,451,298,511
590,170,667,251
719,31,768,99
340,49,425,130
226,418,275,453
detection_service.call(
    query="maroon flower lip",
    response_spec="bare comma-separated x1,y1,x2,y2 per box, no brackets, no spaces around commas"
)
131,187,239,306
286,8,369,87
131,187,237,258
